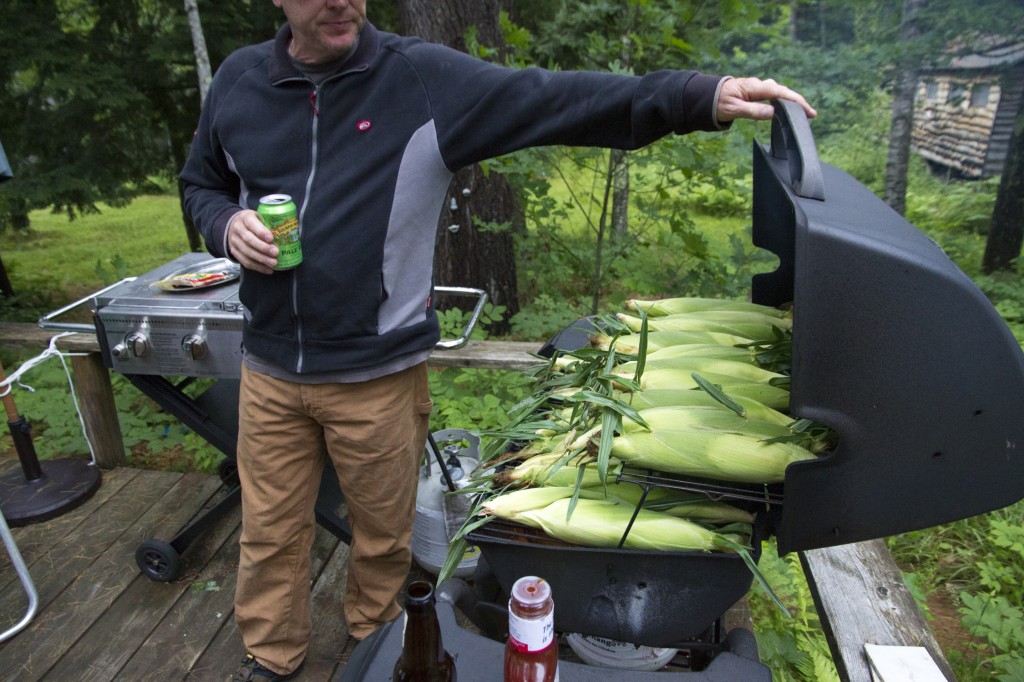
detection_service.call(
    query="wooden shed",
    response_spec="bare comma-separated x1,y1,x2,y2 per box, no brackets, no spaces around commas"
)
912,38,1024,179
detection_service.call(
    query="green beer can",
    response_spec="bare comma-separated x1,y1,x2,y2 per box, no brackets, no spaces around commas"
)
257,194,303,270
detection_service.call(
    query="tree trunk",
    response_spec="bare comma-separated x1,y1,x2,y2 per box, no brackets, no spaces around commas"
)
982,95,1024,274
883,0,925,216
610,149,630,236
398,0,521,333
181,0,210,251
0,255,14,297
184,0,213,107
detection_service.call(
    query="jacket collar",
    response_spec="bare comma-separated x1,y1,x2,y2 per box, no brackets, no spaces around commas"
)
269,21,380,84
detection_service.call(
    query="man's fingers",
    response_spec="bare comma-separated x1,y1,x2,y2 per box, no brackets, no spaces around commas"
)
718,77,817,122
228,211,278,274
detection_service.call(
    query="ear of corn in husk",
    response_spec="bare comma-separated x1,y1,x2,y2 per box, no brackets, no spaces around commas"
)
626,297,790,319
481,484,606,520
642,343,758,364
617,311,789,340
493,450,620,488
615,357,783,384
614,389,792,425
590,330,753,354
510,497,732,552
614,368,791,410
610,427,814,483
620,406,796,440
586,481,756,524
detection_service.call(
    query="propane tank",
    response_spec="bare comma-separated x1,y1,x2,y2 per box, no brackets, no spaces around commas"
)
412,429,481,577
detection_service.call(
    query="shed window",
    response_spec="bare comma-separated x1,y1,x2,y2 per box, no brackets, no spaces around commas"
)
970,83,991,108
925,81,939,101
949,83,967,105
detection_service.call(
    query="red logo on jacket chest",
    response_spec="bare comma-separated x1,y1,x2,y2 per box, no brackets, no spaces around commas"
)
357,120,372,132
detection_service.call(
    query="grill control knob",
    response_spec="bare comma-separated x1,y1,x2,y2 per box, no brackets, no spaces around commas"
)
182,334,208,360
125,332,149,358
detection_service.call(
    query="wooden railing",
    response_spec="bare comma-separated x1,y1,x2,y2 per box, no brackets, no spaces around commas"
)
0,321,954,681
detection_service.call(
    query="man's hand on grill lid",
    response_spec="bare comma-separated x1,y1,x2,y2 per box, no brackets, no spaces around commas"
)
715,77,817,124
227,209,279,275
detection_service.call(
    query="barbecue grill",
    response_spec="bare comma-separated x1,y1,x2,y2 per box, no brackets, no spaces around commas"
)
39,256,488,582
341,101,1024,679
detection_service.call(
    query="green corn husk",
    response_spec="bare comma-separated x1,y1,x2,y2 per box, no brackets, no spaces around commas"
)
457,490,789,615
621,406,796,440
626,297,790,319
615,357,783,384
587,482,756,525
614,389,792,425
481,485,606,519
511,497,728,552
614,368,791,411
642,343,758,364
617,312,789,340
493,451,620,488
589,330,753,354
611,427,814,484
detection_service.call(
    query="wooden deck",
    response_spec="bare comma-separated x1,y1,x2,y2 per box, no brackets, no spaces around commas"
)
0,459,361,681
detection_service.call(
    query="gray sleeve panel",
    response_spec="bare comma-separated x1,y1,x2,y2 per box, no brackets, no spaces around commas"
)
378,119,453,335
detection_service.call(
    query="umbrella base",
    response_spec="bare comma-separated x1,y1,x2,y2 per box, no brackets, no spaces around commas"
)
0,459,102,526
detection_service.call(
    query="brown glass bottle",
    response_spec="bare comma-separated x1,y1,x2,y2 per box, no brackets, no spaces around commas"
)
504,576,559,682
393,580,456,682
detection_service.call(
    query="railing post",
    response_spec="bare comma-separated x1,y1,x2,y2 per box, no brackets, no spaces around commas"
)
69,353,125,469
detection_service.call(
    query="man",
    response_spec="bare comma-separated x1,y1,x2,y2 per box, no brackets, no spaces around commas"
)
180,1,815,679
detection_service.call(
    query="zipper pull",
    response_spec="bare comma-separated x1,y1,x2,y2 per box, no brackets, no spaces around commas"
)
309,89,319,116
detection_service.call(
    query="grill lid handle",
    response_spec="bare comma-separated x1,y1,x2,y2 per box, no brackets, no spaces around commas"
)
769,99,825,201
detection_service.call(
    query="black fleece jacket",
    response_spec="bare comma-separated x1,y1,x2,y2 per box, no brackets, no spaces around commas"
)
180,21,727,375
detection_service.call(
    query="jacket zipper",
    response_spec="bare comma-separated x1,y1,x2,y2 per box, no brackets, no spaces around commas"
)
294,84,321,373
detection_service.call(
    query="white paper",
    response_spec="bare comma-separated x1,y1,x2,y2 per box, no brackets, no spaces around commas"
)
864,644,946,682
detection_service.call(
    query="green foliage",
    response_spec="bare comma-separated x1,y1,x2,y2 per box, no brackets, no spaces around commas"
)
748,541,839,682
957,515,1024,681
976,270,1024,345
0,353,187,463
0,0,282,231
428,367,532,436
509,293,589,341
432,300,534,434
0,194,192,307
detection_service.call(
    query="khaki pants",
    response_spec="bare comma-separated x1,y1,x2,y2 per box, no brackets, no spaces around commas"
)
234,362,432,674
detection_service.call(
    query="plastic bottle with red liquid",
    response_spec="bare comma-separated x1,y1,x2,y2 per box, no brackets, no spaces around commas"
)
504,576,559,682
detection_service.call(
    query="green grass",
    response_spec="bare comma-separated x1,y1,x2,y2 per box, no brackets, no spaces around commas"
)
0,194,195,312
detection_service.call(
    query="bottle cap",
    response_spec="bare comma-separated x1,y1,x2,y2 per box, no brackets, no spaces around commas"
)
511,576,551,606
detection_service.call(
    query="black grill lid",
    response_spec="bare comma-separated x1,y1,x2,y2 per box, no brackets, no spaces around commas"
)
754,101,1024,553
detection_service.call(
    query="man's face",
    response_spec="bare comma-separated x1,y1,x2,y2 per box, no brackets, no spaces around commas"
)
273,0,367,64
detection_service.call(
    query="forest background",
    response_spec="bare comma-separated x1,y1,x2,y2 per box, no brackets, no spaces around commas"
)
1,1,1023,680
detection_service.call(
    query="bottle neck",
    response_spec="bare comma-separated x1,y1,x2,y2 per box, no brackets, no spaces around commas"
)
397,600,452,677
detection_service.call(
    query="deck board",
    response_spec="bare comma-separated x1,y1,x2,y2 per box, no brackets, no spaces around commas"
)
0,462,356,681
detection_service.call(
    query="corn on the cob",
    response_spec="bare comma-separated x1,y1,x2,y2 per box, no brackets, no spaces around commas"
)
589,330,752,353
615,357,782,384
610,427,813,483
614,368,790,410
494,451,619,488
643,343,757,364
512,498,734,552
626,297,789,319
587,482,755,524
617,312,789,340
614,388,791,424
481,485,605,519
621,406,795,440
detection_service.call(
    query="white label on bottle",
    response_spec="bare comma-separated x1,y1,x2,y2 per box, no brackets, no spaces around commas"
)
507,610,554,653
